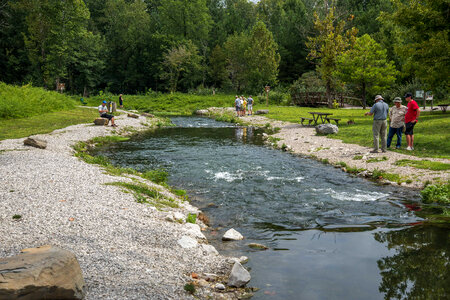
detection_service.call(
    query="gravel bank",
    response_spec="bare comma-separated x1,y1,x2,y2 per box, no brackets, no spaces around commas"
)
0,110,236,299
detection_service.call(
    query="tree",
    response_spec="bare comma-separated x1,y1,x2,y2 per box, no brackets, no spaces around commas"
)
335,34,397,108
160,41,202,92
306,3,357,106
158,0,212,44
245,21,280,93
384,0,449,93
18,0,90,89
208,45,229,89
223,32,250,92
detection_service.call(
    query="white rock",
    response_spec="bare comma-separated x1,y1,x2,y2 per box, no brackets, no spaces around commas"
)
227,262,251,288
215,283,226,290
201,244,219,256
184,223,206,240
172,212,185,222
177,236,198,249
222,228,244,241
315,124,338,135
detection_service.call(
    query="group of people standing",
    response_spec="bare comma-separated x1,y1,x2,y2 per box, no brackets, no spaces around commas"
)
234,95,254,117
365,92,420,153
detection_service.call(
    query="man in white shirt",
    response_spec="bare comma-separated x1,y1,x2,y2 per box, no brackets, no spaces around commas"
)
98,100,118,127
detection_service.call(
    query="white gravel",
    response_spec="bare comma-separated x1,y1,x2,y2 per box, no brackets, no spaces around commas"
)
0,110,233,299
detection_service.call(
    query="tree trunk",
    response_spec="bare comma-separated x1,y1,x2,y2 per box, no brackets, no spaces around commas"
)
362,81,366,109
326,80,332,108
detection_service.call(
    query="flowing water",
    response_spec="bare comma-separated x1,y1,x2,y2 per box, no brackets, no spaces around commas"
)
96,117,449,299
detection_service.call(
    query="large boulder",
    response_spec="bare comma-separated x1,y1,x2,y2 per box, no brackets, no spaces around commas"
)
23,137,47,149
222,228,244,241
255,110,269,115
177,236,198,249
93,118,109,126
0,245,85,300
195,109,209,116
227,262,251,288
315,123,338,135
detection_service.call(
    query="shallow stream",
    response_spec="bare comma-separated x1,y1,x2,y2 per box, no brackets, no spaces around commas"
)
96,117,449,299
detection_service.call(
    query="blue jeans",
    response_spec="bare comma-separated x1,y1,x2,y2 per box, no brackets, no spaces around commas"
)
387,126,403,148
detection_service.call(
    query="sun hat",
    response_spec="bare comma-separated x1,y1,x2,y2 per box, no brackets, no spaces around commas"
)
374,95,384,101
393,97,402,103
404,92,413,98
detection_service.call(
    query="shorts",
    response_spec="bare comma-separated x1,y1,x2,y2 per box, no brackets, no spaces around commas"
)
235,106,241,112
101,113,114,120
405,122,416,135
247,104,253,110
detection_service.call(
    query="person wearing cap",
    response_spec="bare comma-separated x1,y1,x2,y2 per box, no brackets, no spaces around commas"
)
404,92,420,150
234,96,241,117
365,95,389,153
98,100,118,127
387,97,407,149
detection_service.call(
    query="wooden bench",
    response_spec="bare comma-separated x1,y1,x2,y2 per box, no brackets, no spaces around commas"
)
300,117,314,126
325,117,341,125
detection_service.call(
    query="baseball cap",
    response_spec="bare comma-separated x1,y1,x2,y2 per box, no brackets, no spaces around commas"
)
404,92,413,98
102,100,107,103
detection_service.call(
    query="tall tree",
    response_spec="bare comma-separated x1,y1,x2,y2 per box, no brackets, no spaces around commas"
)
208,45,229,89
160,41,202,92
334,34,398,108
385,0,449,93
158,0,212,44
306,3,357,106
223,32,250,91
245,21,280,92
18,0,90,89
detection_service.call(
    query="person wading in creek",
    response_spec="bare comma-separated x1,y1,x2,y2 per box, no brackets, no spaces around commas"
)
365,95,389,153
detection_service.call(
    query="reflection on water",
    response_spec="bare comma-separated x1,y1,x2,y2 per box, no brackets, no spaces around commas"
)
375,225,450,299
95,117,449,299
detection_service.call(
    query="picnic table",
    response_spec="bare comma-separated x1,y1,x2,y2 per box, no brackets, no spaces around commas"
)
309,112,333,125
438,104,449,113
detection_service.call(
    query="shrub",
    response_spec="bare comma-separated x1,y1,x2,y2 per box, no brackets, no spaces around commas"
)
420,184,450,204
186,213,197,224
143,169,169,184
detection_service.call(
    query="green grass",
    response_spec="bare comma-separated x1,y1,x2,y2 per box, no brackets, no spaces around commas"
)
394,159,450,171
367,156,389,163
0,107,99,140
255,105,450,159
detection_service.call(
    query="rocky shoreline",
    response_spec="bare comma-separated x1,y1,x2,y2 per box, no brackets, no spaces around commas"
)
0,110,249,299
207,107,449,189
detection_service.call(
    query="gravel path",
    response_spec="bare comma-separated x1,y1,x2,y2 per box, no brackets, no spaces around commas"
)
0,110,235,299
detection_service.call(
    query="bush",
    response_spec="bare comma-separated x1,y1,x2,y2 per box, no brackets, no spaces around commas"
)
143,169,169,184
420,183,450,204
0,82,76,119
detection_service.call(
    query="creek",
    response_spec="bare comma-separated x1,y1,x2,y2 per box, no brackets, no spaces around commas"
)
96,117,449,299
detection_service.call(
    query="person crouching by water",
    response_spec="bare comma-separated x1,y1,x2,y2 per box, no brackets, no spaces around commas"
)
387,97,407,149
365,95,389,153
98,100,118,127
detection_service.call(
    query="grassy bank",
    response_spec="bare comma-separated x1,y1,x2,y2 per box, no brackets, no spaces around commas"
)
256,105,450,159
0,107,98,140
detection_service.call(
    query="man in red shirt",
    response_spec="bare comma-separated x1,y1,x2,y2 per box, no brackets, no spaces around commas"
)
404,93,420,150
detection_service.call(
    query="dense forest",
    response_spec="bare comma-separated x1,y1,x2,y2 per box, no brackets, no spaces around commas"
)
0,0,448,100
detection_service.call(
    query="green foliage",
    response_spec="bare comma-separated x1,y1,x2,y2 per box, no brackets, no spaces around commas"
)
367,156,389,163
420,184,450,205
12,214,22,220
395,159,450,171
353,155,363,160
186,213,197,224
184,283,196,294
372,169,400,182
335,34,398,108
0,83,76,119
142,169,169,185
306,4,358,106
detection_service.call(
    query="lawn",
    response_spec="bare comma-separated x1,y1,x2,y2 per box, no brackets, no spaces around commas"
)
256,105,450,159
0,107,99,140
